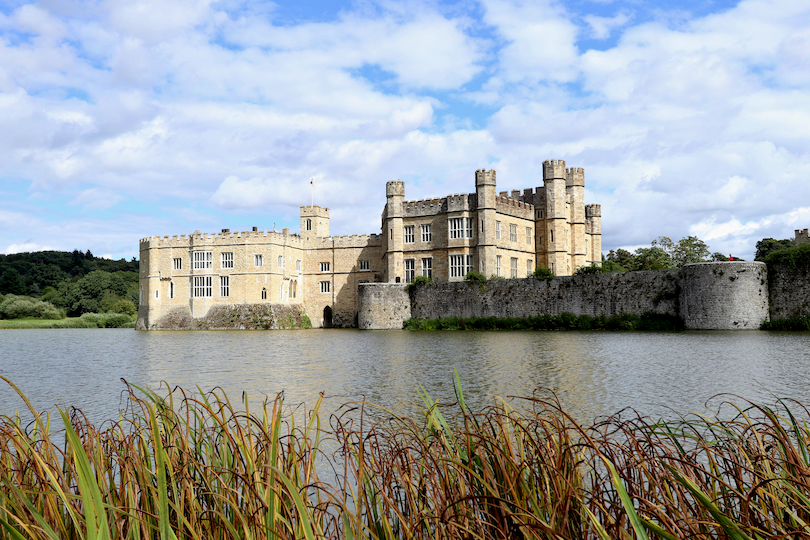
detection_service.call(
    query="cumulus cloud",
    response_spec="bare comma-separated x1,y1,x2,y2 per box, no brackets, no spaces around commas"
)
1,0,809,261
4,242,55,254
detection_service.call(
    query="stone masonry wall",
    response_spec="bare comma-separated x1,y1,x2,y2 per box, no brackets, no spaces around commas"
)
358,261,771,330
768,260,810,319
408,270,680,321
141,304,311,330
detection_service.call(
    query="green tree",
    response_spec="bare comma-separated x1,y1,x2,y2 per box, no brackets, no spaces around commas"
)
600,259,626,272
606,249,635,270
711,252,729,261
755,238,794,261
671,236,711,266
0,268,27,295
632,246,674,270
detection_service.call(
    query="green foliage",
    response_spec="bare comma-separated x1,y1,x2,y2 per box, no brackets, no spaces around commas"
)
404,312,684,331
764,243,810,270
667,235,710,266
532,266,554,279
711,252,730,261
607,236,712,271
761,316,810,330
600,259,626,273
407,275,433,292
755,237,795,261
574,263,602,275
79,312,134,328
464,271,487,283
0,295,64,320
633,246,675,270
606,249,635,270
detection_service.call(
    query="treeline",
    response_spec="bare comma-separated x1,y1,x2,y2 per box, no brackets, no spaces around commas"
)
602,235,722,272
0,250,139,318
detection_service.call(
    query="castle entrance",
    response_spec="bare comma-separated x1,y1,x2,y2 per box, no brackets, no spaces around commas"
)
323,306,333,328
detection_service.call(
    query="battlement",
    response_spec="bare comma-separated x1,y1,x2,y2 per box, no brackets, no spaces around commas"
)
140,228,304,248
543,159,566,180
402,197,446,217
795,229,810,245
447,193,475,212
300,205,329,217
565,167,585,187
585,204,601,218
386,180,405,197
495,195,534,219
475,169,496,187
314,234,382,248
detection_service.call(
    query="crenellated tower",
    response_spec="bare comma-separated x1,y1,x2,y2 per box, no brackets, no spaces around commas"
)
541,159,568,275
586,204,602,265
566,167,586,271
300,206,330,240
475,169,497,275
383,180,405,282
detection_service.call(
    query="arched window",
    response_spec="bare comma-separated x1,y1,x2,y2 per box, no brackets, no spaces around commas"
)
261,288,267,300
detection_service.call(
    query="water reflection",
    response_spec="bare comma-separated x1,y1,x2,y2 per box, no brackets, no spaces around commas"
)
2,329,810,425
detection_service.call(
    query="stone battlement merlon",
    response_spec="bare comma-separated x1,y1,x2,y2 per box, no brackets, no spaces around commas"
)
140,229,304,248
543,159,566,180
313,234,382,248
565,167,585,187
495,196,534,219
585,204,602,218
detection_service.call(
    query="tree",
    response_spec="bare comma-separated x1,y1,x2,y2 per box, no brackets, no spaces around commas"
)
632,246,674,270
671,236,710,266
0,268,27,295
711,252,729,261
606,249,636,270
755,238,794,261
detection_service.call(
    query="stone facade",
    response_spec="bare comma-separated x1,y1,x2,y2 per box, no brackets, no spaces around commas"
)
358,261,771,331
137,161,601,329
795,228,810,245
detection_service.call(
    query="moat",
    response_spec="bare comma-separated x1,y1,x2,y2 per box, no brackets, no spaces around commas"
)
2,329,809,423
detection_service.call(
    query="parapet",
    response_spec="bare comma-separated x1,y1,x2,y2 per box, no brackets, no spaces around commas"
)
475,169,496,187
565,167,585,187
403,197,447,217
495,195,534,219
313,234,382,248
585,204,601,218
447,193,475,213
300,205,329,218
543,159,566,181
386,180,405,197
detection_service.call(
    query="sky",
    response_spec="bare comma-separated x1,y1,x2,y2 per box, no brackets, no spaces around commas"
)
1,0,809,261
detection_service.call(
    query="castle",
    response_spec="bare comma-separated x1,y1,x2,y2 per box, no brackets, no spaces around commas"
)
136,160,602,329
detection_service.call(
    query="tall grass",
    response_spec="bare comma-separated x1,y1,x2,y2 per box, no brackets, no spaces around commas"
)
2,374,810,539
404,312,684,331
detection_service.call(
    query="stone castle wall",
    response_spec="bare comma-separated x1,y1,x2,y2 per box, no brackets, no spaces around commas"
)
768,260,810,319
358,261,771,331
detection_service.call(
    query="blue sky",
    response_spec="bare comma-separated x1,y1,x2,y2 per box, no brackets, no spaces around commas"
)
1,0,809,261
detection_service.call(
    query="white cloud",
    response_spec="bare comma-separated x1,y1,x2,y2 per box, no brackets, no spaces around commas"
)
4,242,55,254
584,13,630,40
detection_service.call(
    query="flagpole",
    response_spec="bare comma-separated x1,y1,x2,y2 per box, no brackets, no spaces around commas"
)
310,178,314,207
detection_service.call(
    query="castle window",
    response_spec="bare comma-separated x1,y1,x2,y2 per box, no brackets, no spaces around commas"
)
193,276,213,297
140,285,143,303
155,289,159,299
527,260,533,277
550,230,554,243
193,251,212,270
291,280,297,298
422,258,432,279
320,262,330,272
296,260,302,273
262,288,267,300
221,252,234,269
496,255,502,277
421,224,432,242
320,281,330,293
254,254,263,267
495,221,501,240
359,260,369,270
450,255,465,278
278,255,284,268
526,227,532,245
405,259,415,282
280,283,285,301
220,276,229,297
306,219,312,231
173,258,182,270
540,210,544,219
539,236,543,246
449,218,473,239
510,224,517,242
404,225,415,244
170,282,174,299
510,258,518,278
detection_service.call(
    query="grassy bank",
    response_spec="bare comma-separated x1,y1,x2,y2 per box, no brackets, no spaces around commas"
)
2,378,808,539
404,312,684,331
761,316,810,330
0,313,135,329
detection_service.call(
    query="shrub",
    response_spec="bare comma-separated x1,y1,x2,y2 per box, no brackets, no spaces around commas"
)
464,271,487,283
532,266,554,280
0,294,64,320
574,263,601,275
406,276,432,292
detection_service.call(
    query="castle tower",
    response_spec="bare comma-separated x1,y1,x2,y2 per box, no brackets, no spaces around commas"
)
300,206,330,240
475,169,497,276
586,204,602,265
384,180,405,282
566,167,586,271
542,159,568,275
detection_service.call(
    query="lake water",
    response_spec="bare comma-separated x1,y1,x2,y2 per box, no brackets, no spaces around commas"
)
1,329,810,425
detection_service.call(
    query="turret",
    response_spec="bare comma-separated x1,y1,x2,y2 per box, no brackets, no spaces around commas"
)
566,167,586,271
300,206,330,240
542,160,568,275
384,180,405,282
475,169,497,276
585,204,602,266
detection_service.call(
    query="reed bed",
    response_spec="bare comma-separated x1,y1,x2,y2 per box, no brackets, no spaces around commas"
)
2,374,810,539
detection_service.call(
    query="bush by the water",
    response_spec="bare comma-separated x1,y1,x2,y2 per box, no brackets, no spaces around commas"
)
404,311,683,331
2,379,810,539
80,312,134,328
0,294,64,320
761,316,810,330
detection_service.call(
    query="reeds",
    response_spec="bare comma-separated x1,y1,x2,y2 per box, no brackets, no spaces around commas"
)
2,374,810,539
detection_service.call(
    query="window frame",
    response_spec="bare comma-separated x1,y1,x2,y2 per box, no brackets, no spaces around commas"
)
510,223,517,242
193,251,213,270
220,275,229,297
496,255,502,277
254,254,263,267
221,252,234,269
320,281,331,293
495,221,501,240
421,257,432,279
404,259,415,282
404,225,415,244
510,257,518,278
421,224,432,242
173,258,182,270
359,260,369,270
320,262,330,272
193,276,213,297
